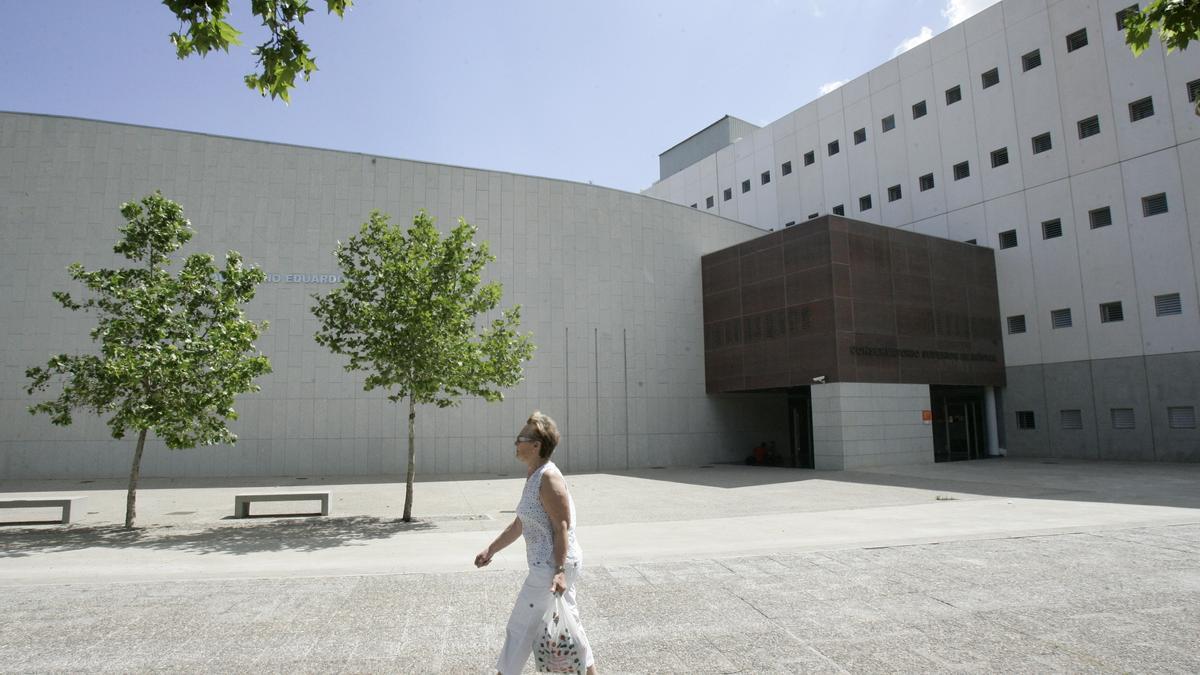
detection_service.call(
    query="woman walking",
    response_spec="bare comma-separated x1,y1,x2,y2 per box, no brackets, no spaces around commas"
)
475,411,597,674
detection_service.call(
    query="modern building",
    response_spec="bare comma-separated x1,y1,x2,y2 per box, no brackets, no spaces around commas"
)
2,0,1197,481
646,0,1200,463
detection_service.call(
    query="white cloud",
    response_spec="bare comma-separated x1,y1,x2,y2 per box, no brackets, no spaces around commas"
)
893,26,934,56
942,0,1000,27
818,80,847,95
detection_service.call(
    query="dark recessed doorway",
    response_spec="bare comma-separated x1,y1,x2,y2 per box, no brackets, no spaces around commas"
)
788,386,814,468
931,385,988,461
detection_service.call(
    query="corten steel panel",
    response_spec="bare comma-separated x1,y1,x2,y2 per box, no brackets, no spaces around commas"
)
701,215,1005,393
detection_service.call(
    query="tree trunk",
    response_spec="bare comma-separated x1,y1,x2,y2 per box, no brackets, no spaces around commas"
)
124,428,148,530
402,395,416,522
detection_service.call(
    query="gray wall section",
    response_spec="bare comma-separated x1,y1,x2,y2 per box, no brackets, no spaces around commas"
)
0,113,789,480
658,116,760,182
1005,354,1200,462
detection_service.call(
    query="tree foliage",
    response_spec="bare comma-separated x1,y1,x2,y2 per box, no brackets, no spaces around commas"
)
1124,0,1200,114
312,210,535,521
26,192,272,528
164,0,351,102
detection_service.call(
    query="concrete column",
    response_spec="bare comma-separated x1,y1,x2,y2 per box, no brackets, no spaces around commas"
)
985,386,1003,456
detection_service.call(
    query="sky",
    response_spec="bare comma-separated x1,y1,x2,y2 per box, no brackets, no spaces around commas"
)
0,0,999,194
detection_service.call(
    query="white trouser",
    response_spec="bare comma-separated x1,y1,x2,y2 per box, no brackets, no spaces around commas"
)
496,562,594,674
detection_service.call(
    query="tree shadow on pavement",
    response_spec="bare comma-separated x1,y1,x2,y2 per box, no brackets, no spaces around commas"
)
0,515,436,559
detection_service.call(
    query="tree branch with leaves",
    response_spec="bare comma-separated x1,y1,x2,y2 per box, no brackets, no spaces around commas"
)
1124,0,1200,115
164,0,351,102
26,192,272,529
312,210,535,521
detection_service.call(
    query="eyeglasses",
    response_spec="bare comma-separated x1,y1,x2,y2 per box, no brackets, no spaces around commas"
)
514,435,538,445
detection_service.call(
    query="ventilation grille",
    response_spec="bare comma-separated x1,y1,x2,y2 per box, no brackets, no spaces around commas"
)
723,188,732,201
1051,308,1072,329
888,185,902,202
853,128,866,144
804,150,815,166
742,179,751,193
832,204,845,216
998,229,1018,250
1129,97,1155,122
1142,193,1168,217
1016,411,1036,429
954,161,970,180
859,194,872,211
1116,5,1138,31
1168,406,1196,429
1007,315,1027,334
1078,115,1100,139
781,161,792,176
946,85,962,105
1060,409,1083,430
1022,49,1042,71
991,147,1009,167
919,173,935,191
1042,219,1063,239
1032,132,1053,154
828,140,840,156
913,100,928,119
981,68,1000,89
1189,79,1200,103
1066,28,1088,52
1089,206,1113,229
1100,301,1124,323
1111,408,1135,430
761,170,771,185
1154,293,1182,316
882,115,896,132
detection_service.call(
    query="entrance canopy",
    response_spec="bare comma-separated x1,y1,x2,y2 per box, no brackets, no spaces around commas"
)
701,215,1005,393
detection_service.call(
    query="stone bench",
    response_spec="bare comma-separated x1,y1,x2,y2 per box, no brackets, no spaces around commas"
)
0,497,85,524
233,491,330,518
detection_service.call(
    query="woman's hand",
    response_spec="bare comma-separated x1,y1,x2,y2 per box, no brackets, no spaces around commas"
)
474,547,493,568
550,571,566,595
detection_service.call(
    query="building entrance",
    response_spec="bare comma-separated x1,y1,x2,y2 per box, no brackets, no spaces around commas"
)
788,387,814,469
931,385,988,462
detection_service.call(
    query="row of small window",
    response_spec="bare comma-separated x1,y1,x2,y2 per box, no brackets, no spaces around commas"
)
1006,293,1183,334
994,194,1170,252
1016,405,1197,431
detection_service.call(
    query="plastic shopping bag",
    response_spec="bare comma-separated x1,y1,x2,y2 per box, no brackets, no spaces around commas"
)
533,593,584,674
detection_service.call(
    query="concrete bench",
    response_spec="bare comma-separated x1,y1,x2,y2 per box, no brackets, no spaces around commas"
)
234,491,330,518
0,497,85,524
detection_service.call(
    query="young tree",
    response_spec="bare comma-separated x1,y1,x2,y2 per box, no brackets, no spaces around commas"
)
1124,0,1200,115
312,210,534,522
25,193,271,529
164,0,352,102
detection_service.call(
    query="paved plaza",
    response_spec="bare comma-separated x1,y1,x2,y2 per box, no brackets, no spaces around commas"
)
2,459,1199,673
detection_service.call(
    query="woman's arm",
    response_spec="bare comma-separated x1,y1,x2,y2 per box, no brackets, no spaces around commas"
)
474,517,522,568
540,471,572,593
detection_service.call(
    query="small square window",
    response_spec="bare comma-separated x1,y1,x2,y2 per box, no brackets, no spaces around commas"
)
1021,49,1042,72
1189,79,1200,103
953,161,970,180
781,161,792,176
1142,192,1168,217
919,173,935,191
1100,301,1124,323
981,67,1000,89
1129,96,1155,122
828,140,840,156
1061,409,1083,430
859,194,872,211
1051,308,1073,329
804,150,815,166
1168,406,1196,429
807,212,819,220
1042,219,1063,239
1007,315,1027,334
742,179,751,194
1089,206,1113,229
1154,292,1182,316
998,229,1018,249
1032,132,1052,154
853,128,866,144
1116,5,1139,31
887,184,902,202
832,204,845,216
706,196,714,209
945,85,962,105
912,100,928,119
723,188,732,202
761,170,771,185
1077,115,1101,139
1066,28,1089,52
990,147,1009,168
1016,411,1036,429
1111,408,1135,430
881,114,896,132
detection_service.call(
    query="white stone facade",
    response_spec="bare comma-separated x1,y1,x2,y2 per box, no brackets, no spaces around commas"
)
646,0,1200,461
811,383,935,470
0,113,787,479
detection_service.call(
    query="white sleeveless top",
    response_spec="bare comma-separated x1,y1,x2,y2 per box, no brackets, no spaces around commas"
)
516,461,582,568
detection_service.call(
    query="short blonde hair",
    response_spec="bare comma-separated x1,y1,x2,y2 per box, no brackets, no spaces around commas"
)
527,410,560,458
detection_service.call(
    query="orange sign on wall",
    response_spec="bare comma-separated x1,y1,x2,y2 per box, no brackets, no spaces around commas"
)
922,410,933,425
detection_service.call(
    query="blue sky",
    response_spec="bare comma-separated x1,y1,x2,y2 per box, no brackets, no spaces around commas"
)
0,1,996,193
